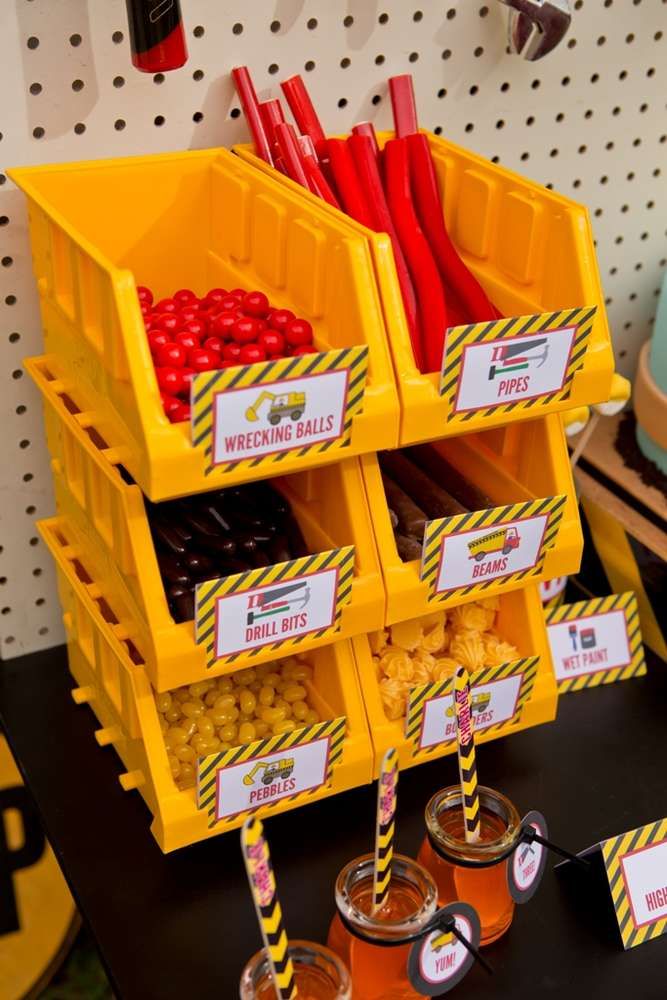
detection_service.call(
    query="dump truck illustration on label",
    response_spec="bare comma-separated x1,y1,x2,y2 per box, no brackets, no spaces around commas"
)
467,526,520,561
246,581,311,625
242,758,296,787
487,338,549,380
245,390,306,425
446,691,492,718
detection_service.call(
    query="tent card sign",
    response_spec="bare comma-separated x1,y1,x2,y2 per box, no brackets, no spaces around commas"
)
546,592,646,693
420,496,566,601
195,546,354,666
405,658,539,754
439,307,596,425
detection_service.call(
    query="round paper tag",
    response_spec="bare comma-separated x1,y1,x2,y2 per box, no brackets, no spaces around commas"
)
508,810,548,903
407,903,480,996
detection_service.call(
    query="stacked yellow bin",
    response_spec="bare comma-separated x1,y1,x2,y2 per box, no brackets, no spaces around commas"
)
12,136,612,850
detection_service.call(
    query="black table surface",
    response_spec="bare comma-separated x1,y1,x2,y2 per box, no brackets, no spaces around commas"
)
1,643,666,1000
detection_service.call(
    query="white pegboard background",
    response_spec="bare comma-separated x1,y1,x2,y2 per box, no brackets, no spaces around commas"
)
1,0,665,658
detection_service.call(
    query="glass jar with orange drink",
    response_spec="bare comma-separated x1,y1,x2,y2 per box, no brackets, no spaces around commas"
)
239,940,352,999
418,784,522,946
327,853,440,1000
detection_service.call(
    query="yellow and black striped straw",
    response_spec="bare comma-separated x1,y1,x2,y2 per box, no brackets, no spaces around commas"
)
454,667,481,844
372,747,399,913
241,817,297,1000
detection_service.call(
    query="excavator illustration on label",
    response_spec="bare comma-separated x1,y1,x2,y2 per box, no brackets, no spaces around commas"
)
242,759,296,787
246,581,311,626
487,338,549,380
245,390,306,425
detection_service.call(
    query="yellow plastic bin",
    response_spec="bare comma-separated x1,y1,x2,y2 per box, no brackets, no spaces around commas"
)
354,586,557,776
40,516,373,853
30,357,385,690
10,148,399,501
235,132,614,444
362,414,581,625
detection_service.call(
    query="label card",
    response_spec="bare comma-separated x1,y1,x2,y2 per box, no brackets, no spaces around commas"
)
439,307,596,425
408,904,481,996
195,547,354,667
420,496,566,602
191,346,368,475
546,592,646,693
405,657,539,754
508,811,549,904
197,716,347,827
601,819,667,949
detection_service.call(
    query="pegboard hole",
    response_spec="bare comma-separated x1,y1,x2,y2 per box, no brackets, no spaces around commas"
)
19,439,30,450
6,296,17,306
72,79,84,92
1,608,10,616
268,63,279,75
32,568,42,577
16,405,26,414
193,112,204,123
479,6,490,15
447,7,457,18
230,108,241,119
35,598,45,607
193,70,204,81
433,127,443,136
340,57,351,68
111,31,123,43
74,123,86,135
113,76,125,88
154,115,165,127
343,14,354,27
379,13,389,24
438,88,447,98
232,22,243,35
29,82,42,95
32,127,45,139
606,141,615,150
442,49,452,60
0,216,8,226
29,537,39,546
114,119,126,131
556,113,565,123
568,38,577,48
193,25,205,38
500,82,510,92
590,73,599,83
413,10,424,21
25,506,36,515
3,258,13,268
38,627,49,636
469,85,479,96
375,54,385,65
4,636,14,645
531,79,541,90
153,73,165,85
307,17,318,30
409,52,419,63
371,95,382,106
27,36,39,49
304,61,315,72
23,474,33,483
270,20,281,33
474,46,484,58
465,123,474,133
626,33,635,44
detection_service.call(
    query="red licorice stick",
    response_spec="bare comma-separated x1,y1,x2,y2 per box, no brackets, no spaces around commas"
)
232,66,274,165
274,123,310,188
407,133,501,322
299,136,341,208
125,0,188,73
326,139,375,229
389,74,419,138
384,138,449,373
352,122,380,158
348,133,418,345
259,99,285,145
280,75,327,158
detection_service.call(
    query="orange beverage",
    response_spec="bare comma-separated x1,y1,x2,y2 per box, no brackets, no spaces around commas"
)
239,941,351,999
418,785,521,946
327,854,438,1000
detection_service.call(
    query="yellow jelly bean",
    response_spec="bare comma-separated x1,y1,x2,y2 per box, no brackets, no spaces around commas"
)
164,706,182,724
292,700,309,721
204,689,219,707
305,709,319,725
207,736,221,751
258,685,275,707
159,717,169,734
174,688,190,703
239,689,257,715
254,721,270,738
248,680,262,693
190,735,208,755
156,691,172,713
283,684,307,703
238,722,257,744
219,742,232,751
218,677,234,694
189,681,211,699
274,698,292,717
234,668,256,686
272,719,297,735
218,723,238,744
181,700,205,719
165,726,189,749
168,754,180,779
175,744,195,763
263,672,281,688
179,762,195,785
285,664,313,682
196,716,215,737
214,694,236,711
260,706,287,725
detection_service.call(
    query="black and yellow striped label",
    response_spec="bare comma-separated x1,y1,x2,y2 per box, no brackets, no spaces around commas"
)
197,716,346,828
241,817,297,999
439,307,596,424
195,546,354,668
420,495,566,602
373,748,398,911
601,819,667,950
546,592,645,693
405,657,538,755
191,346,368,475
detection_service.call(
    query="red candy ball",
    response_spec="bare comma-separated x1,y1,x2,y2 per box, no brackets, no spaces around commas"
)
239,344,267,365
204,336,225,354
179,307,201,325
155,313,182,334
220,295,241,313
157,367,186,394
209,312,237,339
155,343,187,368
173,288,197,306
204,288,227,305
269,308,295,333
182,318,207,339
155,297,178,313
180,368,196,393
189,347,222,372
232,318,260,344
137,285,154,304
169,402,191,423
290,344,317,356
148,329,171,353
285,318,314,347
160,393,182,417
242,290,270,318
223,342,242,362
258,330,285,356
175,330,200,352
